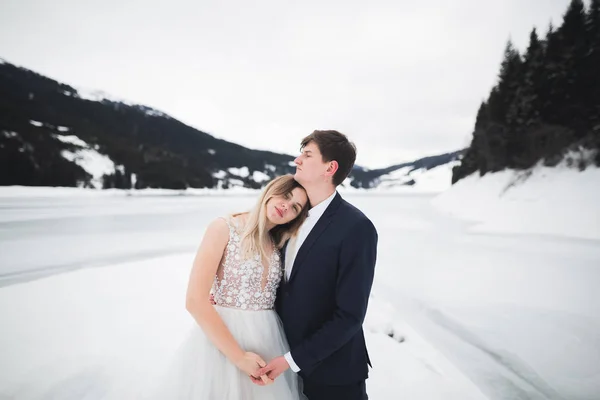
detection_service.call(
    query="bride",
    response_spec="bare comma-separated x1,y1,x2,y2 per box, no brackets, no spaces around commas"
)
153,174,309,399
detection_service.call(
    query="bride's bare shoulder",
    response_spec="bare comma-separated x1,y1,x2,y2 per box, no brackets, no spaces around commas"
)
204,217,230,240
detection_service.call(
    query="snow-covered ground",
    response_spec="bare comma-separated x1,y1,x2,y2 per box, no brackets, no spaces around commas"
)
433,164,600,241
1,165,599,399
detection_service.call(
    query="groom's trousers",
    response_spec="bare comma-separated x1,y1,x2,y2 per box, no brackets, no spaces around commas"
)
302,379,367,400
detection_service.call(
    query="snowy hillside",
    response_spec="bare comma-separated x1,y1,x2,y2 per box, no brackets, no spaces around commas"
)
432,162,600,240
372,160,460,192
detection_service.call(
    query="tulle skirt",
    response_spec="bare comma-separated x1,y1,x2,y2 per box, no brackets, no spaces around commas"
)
2,306,301,400
148,305,302,400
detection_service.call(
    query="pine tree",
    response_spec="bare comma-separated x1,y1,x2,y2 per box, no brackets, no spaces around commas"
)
540,23,564,124
114,169,124,189
503,28,548,168
495,40,524,126
102,173,113,189
474,101,489,130
509,28,545,128
585,0,600,128
556,0,588,132
124,167,133,189
486,87,503,123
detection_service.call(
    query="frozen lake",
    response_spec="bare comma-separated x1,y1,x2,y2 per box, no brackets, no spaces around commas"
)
1,190,599,399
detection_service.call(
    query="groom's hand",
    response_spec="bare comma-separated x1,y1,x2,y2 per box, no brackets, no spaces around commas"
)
256,356,290,380
249,374,272,386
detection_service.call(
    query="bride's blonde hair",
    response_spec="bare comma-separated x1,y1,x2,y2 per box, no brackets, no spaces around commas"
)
234,175,309,262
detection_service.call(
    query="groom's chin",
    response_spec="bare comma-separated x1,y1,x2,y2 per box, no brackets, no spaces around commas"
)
293,172,303,184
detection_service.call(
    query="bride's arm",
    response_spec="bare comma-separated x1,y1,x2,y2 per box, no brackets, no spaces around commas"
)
185,218,267,378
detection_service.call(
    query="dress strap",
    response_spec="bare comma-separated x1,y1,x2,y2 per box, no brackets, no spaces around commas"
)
218,215,231,228
218,215,243,238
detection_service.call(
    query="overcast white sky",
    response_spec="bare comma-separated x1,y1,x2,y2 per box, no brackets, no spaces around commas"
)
1,0,572,168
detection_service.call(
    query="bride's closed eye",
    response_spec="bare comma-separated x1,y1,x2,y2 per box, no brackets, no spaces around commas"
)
285,192,302,214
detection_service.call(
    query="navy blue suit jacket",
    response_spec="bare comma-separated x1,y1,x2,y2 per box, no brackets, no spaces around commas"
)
275,192,378,385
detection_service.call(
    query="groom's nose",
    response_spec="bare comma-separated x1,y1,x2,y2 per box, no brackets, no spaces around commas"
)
294,156,302,165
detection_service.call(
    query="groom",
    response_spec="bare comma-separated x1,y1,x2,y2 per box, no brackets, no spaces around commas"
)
256,130,378,400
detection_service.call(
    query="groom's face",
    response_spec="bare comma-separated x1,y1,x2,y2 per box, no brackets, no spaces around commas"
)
294,141,330,186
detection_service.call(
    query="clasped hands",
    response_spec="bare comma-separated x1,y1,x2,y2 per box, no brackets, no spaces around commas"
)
236,353,290,386
209,294,289,386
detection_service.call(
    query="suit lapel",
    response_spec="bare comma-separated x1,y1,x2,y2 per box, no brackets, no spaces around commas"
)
280,240,288,280
288,192,342,283
281,240,288,264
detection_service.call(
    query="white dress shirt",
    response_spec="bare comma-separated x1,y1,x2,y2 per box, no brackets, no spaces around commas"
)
283,190,337,373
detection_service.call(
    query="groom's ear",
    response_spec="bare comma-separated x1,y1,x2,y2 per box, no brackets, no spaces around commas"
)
325,160,339,178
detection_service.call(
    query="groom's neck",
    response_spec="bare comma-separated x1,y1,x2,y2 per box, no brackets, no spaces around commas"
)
306,184,336,209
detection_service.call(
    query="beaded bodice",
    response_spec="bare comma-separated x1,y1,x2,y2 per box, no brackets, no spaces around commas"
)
212,216,282,311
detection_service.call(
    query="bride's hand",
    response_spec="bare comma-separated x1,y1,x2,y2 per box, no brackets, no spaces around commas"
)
235,352,273,385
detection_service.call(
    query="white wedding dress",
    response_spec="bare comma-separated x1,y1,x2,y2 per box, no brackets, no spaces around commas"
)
149,216,302,400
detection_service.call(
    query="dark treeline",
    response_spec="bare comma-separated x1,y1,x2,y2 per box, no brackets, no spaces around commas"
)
1,60,461,190
453,0,600,183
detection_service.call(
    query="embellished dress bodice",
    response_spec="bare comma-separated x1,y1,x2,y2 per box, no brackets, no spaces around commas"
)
212,216,282,311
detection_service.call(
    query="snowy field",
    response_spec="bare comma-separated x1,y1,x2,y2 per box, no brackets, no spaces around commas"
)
1,166,599,399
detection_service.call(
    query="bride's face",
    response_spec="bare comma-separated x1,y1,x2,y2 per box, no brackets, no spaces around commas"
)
265,187,308,225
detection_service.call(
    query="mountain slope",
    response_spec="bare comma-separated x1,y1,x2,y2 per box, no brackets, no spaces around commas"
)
0,59,461,190
0,59,295,189
351,151,464,189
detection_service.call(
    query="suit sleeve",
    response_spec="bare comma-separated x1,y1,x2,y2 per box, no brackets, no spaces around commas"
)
290,218,378,374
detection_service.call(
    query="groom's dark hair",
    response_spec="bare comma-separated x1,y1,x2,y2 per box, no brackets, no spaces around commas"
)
301,130,357,186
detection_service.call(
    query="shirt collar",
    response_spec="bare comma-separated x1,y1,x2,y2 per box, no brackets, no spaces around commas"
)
307,190,337,219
